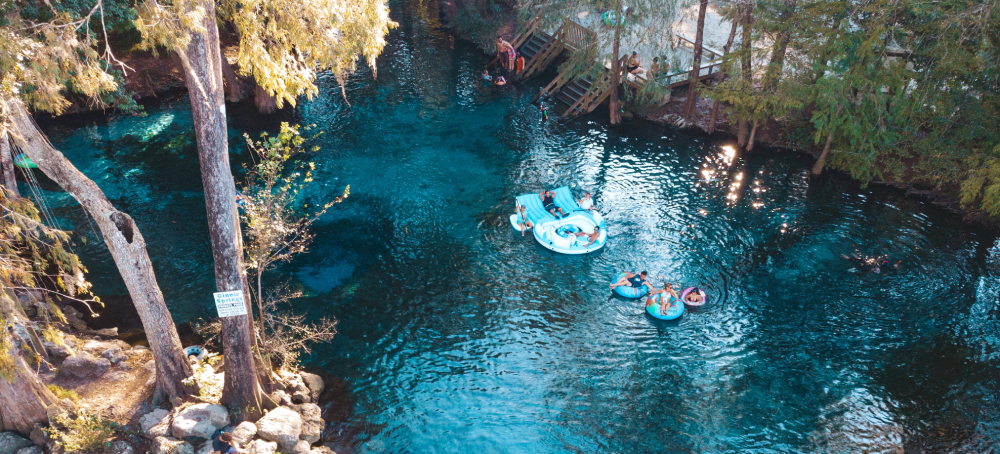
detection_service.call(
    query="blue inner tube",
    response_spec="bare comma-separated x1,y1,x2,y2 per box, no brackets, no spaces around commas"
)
184,345,207,360
612,272,648,299
646,293,684,320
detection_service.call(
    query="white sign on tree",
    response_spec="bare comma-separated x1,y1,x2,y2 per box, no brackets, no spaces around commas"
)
214,290,248,318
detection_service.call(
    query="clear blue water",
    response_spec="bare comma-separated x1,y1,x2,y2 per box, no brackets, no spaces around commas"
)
31,0,1000,452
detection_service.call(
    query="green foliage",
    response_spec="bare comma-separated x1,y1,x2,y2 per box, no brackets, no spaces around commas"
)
47,384,80,402
46,411,118,454
451,0,517,51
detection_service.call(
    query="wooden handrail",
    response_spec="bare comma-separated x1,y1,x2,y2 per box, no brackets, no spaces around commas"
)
561,20,595,51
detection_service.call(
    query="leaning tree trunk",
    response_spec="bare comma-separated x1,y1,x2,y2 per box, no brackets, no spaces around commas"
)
609,0,623,126
173,0,263,421
0,131,19,198
737,2,754,146
746,120,758,152
683,0,710,122
8,100,197,405
220,57,244,103
254,84,278,115
708,4,742,134
812,131,835,175
0,342,59,434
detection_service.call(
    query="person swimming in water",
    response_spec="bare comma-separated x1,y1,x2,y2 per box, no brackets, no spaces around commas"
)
515,205,534,236
539,190,566,217
646,283,679,315
684,288,703,304
495,75,507,86
540,103,549,122
574,226,600,247
610,271,649,291
481,69,492,86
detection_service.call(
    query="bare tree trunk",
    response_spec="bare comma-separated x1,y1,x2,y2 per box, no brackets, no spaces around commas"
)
8,100,197,405
762,0,797,93
170,51,187,85
812,131,835,175
254,84,278,115
737,2,753,146
746,120,758,152
173,0,263,421
1,132,19,198
609,0,623,126
220,56,244,103
683,0,709,122
0,342,58,434
708,3,742,134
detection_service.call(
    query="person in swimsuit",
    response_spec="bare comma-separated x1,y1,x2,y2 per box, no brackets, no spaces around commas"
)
684,287,703,304
481,69,492,86
539,190,566,217
646,283,679,314
495,75,507,86
574,226,600,246
496,36,515,72
842,254,901,274
515,205,534,236
578,192,595,211
610,270,648,290
627,52,641,74
648,57,660,79
540,103,549,121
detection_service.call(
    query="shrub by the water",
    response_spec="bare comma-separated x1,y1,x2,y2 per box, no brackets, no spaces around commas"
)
45,411,118,454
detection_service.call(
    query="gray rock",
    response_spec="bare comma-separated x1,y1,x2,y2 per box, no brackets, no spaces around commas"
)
291,390,311,404
294,404,322,444
106,440,135,454
101,346,126,364
194,440,214,454
230,421,257,445
0,432,33,454
299,372,324,401
247,440,277,454
139,408,173,439
171,403,230,439
61,351,111,378
15,446,41,454
43,341,74,359
28,425,48,448
151,437,193,454
309,446,335,454
91,327,118,338
255,407,302,452
293,440,311,453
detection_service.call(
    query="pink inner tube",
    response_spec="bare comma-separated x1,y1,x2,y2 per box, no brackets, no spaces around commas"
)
680,287,707,307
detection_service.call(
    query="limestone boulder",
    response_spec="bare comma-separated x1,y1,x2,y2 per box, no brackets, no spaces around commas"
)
194,440,214,454
106,440,135,454
230,421,258,445
101,346,126,364
0,433,33,454
293,440,311,453
247,440,277,454
14,446,41,454
171,403,230,439
310,446,335,454
43,341,74,360
299,372,324,401
139,409,173,439
61,351,111,378
28,424,48,448
151,437,193,454
255,407,302,452
294,403,323,444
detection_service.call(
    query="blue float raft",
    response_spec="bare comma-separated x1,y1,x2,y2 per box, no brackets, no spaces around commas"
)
646,293,684,320
611,272,648,298
513,186,606,254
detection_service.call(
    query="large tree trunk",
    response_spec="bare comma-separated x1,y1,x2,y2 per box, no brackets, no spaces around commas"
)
609,0,623,126
708,3,742,134
762,0,797,93
8,100,197,405
1,132,19,198
173,0,263,421
683,0,710,122
737,2,754,146
812,131,835,175
746,120,758,152
254,84,278,115
0,342,58,434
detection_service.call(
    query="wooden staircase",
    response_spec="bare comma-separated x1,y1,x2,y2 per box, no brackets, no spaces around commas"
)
539,56,626,120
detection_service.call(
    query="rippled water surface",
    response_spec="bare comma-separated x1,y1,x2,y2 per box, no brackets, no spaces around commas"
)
35,0,1000,452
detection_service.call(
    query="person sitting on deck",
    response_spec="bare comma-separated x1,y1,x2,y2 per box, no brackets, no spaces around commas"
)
515,205,534,236
574,226,601,247
684,287,703,304
578,192,596,211
648,57,660,79
627,52,642,74
646,283,680,315
610,271,649,291
539,190,566,217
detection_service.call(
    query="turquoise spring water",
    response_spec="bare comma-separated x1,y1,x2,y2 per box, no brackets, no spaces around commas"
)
30,0,1000,451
